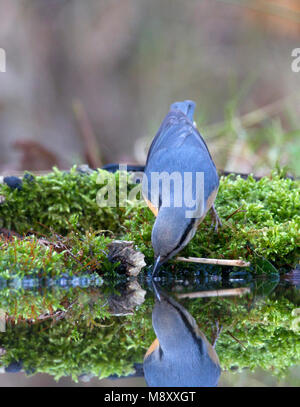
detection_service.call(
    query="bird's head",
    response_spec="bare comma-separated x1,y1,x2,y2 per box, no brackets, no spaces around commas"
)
152,206,197,274
169,100,196,122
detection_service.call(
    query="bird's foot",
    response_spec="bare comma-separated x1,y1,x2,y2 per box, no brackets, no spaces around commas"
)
211,321,223,348
210,205,222,232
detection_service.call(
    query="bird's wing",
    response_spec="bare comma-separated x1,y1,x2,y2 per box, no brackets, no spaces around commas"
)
143,110,219,214
143,142,219,213
146,110,215,167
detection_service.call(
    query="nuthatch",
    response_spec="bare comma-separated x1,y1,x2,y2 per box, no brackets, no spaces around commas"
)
143,283,221,387
142,100,221,275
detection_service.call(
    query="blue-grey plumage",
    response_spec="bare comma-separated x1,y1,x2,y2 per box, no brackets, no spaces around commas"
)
143,285,221,387
142,100,221,273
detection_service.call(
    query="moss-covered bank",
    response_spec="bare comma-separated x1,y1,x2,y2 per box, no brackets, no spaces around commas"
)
0,167,299,274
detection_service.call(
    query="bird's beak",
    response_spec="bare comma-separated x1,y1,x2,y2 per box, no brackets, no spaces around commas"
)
152,256,161,277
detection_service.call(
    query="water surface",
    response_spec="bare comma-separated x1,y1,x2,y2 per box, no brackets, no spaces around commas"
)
0,266,299,387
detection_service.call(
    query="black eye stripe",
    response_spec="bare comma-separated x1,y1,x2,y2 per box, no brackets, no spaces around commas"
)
178,219,196,247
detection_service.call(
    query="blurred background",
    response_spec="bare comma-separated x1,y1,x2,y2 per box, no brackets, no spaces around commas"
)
0,0,300,387
0,0,300,177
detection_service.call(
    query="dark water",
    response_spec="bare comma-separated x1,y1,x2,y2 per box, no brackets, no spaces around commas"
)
0,266,299,387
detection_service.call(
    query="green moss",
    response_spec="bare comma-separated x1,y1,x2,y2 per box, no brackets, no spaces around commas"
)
0,167,121,235
187,293,300,375
0,284,299,380
0,167,298,381
124,172,300,269
0,231,114,280
0,317,140,381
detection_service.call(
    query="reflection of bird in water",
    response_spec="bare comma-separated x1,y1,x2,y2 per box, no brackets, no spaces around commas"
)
142,100,221,276
143,282,221,387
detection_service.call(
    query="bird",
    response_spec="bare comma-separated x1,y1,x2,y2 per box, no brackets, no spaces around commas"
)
142,100,221,275
143,282,221,387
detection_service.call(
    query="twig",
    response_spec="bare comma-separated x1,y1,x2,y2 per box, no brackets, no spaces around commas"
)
225,205,246,221
226,329,247,350
176,256,250,267
176,287,250,299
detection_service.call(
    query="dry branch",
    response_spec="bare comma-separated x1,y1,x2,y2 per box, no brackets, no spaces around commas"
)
176,256,250,267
